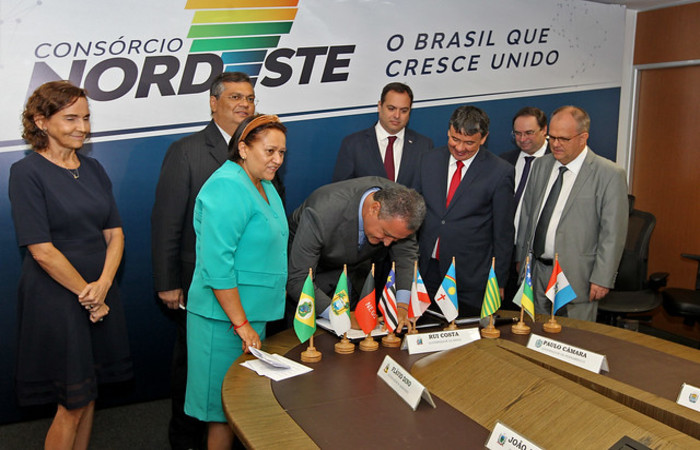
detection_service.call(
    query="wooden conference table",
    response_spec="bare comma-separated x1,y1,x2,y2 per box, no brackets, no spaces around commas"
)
222,313,700,449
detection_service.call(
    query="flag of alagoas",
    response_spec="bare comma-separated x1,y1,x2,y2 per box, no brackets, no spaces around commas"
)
480,265,502,318
512,259,535,320
434,260,458,322
546,259,577,314
329,270,352,336
355,270,377,335
408,266,431,319
294,274,316,343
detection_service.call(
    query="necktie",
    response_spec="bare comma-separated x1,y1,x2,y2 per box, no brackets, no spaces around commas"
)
514,156,535,205
446,160,464,207
533,166,567,258
437,160,464,260
384,136,397,181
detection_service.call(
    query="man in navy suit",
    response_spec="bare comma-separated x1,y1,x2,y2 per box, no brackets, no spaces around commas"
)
500,107,550,304
332,82,433,189
417,106,515,314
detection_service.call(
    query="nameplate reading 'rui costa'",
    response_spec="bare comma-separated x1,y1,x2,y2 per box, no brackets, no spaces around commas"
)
377,355,436,411
676,383,700,412
401,327,480,354
486,421,543,450
526,333,609,373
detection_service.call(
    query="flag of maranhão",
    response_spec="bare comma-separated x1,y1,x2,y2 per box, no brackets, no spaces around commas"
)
294,273,316,343
185,0,298,83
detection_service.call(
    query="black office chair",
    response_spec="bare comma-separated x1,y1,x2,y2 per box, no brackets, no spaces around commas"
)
597,208,668,327
662,254,700,327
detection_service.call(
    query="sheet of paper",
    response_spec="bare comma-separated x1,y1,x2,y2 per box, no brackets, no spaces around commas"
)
249,346,290,369
241,353,312,381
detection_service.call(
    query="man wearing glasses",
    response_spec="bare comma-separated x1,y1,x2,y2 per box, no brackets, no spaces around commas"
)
515,106,628,321
151,72,283,449
501,107,550,303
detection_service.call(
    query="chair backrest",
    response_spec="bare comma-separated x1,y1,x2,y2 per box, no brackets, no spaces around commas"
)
614,209,656,291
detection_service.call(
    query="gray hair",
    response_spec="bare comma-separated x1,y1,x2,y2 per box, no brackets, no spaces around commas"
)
209,72,252,98
374,186,426,231
551,105,590,133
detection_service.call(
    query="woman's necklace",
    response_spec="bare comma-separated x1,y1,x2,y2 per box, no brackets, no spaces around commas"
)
66,168,80,179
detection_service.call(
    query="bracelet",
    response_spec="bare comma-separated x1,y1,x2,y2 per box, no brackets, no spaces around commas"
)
233,319,248,331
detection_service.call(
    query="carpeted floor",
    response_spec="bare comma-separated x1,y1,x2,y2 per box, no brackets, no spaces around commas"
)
0,399,171,450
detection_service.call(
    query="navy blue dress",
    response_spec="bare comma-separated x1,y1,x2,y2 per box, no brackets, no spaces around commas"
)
9,152,132,409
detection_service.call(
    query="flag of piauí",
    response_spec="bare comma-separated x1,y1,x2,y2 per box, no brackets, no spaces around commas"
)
294,274,316,343
481,265,502,318
329,270,351,336
434,260,458,322
512,259,535,320
545,259,577,314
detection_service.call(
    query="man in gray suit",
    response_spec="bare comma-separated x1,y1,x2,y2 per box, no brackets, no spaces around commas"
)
287,177,425,331
515,106,628,321
151,72,257,449
332,82,433,189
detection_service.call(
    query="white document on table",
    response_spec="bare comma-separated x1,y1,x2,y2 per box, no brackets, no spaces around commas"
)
241,349,312,381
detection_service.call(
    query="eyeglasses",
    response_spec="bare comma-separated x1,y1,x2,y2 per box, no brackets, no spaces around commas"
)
511,130,539,139
224,94,258,105
546,132,584,143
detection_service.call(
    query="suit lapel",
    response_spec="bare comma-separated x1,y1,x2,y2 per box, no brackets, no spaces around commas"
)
446,150,485,212
560,150,595,220
205,121,229,165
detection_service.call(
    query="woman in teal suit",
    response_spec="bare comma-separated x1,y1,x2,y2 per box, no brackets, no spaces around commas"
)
184,114,288,449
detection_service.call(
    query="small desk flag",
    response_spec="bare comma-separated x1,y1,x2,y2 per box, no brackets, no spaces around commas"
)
378,267,399,332
294,273,316,343
434,259,459,322
545,259,576,314
329,270,352,335
480,264,502,318
513,259,535,320
355,270,378,335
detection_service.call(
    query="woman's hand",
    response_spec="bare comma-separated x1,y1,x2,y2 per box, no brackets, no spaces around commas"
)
234,322,261,353
78,277,112,309
89,302,110,323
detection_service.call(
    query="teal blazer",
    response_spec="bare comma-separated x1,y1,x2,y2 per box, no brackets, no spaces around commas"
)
187,161,288,322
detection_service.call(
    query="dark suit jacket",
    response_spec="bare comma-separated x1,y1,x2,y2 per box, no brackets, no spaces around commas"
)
332,126,434,189
417,147,515,308
287,177,419,312
151,120,285,294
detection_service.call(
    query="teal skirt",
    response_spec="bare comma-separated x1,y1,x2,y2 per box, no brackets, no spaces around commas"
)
184,311,266,422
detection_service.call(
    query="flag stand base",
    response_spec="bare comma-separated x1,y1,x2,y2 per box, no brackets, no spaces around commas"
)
359,336,379,351
301,346,322,363
443,321,458,331
543,317,562,333
334,337,355,354
511,321,531,335
382,333,401,347
480,325,500,339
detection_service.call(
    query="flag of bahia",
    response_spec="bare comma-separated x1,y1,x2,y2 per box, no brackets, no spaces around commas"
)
294,276,316,343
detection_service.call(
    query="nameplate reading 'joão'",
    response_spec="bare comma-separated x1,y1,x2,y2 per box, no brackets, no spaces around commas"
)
485,421,543,450
402,327,481,354
377,355,436,411
526,333,609,373
676,383,700,412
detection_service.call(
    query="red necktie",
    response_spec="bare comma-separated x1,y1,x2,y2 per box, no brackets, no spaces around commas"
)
384,136,396,181
446,160,464,207
437,160,464,259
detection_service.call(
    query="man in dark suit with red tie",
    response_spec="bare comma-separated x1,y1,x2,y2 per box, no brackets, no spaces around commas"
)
417,106,515,314
332,82,434,189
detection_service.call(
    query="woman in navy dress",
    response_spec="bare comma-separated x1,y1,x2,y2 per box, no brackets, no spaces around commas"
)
8,81,132,449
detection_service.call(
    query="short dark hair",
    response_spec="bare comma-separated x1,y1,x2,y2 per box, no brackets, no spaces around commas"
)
551,105,590,133
374,185,426,232
380,82,414,105
210,71,252,98
229,114,287,162
22,81,88,151
512,106,547,129
449,105,489,136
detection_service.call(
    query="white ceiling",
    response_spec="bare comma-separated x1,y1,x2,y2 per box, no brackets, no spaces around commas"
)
584,0,696,11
